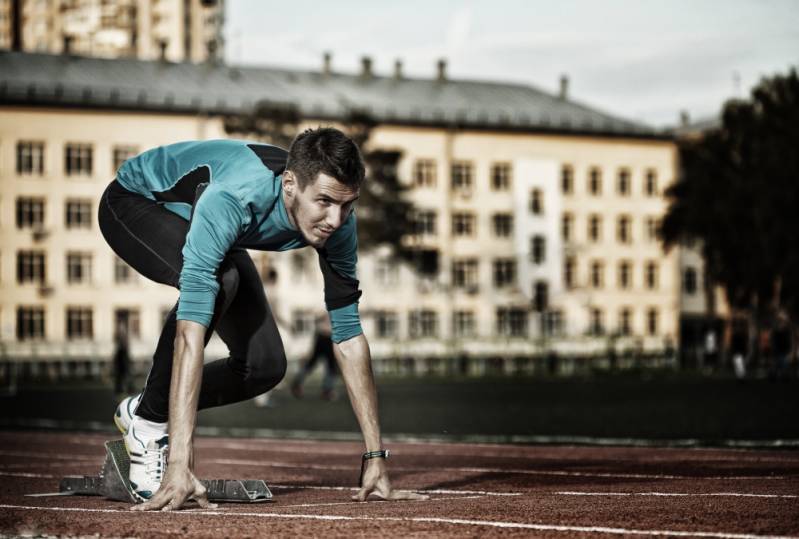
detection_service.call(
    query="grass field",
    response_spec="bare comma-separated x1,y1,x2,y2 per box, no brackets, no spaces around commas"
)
2,372,798,444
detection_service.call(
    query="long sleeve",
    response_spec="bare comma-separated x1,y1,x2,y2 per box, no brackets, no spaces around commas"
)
177,184,249,326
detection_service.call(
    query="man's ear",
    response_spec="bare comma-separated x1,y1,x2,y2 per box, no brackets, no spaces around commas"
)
282,170,296,196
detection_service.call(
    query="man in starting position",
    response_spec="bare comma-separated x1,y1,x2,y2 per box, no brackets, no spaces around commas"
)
99,127,424,510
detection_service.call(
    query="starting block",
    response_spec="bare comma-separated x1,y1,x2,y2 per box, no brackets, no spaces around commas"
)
51,439,272,503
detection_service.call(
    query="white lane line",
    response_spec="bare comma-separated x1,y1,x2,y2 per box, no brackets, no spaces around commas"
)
0,471,56,479
0,504,795,539
269,484,522,497
212,458,792,481
0,450,98,461
557,491,799,499
3,451,793,481
278,495,484,509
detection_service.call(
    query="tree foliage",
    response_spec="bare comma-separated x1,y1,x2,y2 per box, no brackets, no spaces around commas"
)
661,68,799,321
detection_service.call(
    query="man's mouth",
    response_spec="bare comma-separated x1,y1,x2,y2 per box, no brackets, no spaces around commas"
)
316,226,333,236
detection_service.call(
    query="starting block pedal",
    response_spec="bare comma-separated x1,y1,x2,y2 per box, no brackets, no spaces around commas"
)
53,439,272,503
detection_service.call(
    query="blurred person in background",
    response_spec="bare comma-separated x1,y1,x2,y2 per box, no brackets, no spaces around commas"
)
291,312,337,400
730,318,749,380
770,313,793,381
113,318,132,397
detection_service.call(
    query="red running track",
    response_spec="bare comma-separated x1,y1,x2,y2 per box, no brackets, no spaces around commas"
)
0,431,798,538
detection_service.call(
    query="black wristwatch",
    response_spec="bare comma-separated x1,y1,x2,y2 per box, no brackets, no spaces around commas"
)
359,449,390,487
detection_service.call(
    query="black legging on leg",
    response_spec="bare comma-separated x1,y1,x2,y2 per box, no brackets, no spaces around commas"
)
98,180,287,422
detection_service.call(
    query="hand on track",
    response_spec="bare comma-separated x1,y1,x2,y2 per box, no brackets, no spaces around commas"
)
131,466,216,512
352,458,429,502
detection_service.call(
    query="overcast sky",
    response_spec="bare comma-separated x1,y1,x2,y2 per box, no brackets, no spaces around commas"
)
224,0,798,128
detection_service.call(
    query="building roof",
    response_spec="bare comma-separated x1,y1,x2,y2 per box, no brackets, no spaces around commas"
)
0,51,667,139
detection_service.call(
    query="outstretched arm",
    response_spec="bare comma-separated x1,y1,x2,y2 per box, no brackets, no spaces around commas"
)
333,333,428,502
132,320,214,511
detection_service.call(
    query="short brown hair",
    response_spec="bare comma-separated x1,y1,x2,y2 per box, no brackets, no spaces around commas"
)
286,127,365,190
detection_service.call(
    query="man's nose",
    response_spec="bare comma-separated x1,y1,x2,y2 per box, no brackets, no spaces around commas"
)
325,206,345,229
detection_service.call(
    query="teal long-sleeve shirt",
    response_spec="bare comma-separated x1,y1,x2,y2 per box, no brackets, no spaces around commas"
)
115,139,362,343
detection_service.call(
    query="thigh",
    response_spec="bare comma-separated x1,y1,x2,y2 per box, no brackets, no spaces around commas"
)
98,180,188,288
215,249,284,367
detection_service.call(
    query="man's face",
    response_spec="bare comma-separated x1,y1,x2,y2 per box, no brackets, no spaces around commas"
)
283,170,359,248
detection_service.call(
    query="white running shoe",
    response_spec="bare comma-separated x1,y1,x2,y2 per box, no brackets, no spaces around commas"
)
124,416,169,501
114,393,141,435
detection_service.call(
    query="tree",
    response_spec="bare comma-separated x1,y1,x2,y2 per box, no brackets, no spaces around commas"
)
661,68,799,323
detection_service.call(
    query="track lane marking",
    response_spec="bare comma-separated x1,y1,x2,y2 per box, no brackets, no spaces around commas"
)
277,495,484,509
0,504,795,539
269,484,522,496
2,452,792,481
557,491,799,499
211,458,794,481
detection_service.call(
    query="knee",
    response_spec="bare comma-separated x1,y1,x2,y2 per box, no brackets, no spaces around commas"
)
249,348,287,390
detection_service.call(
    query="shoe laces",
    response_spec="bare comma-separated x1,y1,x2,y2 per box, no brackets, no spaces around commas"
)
142,439,168,481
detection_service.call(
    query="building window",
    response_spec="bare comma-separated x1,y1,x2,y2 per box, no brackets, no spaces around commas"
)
452,212,476,237
375,310,398,338
645,169,658,196
112,145,138,174
589,307,605,336
492,213,513,237
588,167,602,195
413,159,436,188
375,257,399,286
16,197,45,229
684,267,698,295
65,143,93,176
619,307,632,336
114,308,141,340
588,214,602,242
493,258,516,288
562,213,573,241
16,306,45,341
530,235,546,264
114,255,137,284
543,310,563,336
647,307,659,335
65,199,92,229
533,280,549,312
409,309,438,338
17,250,46,285
645,261,659,290
617,215,632,244
451,161,473,191
413,210,437,236
16,141,45,175
564,257,576,289
561,164,574,195
452,259,479,289
490,162,511,190
529,188,544,215
618,260,632,289
66,307,93,340
291,309,315,335
645,217,659,242
453,310,476,338
66,252,92,284
617,168,631,196
590,260,604,289
497,307,528,337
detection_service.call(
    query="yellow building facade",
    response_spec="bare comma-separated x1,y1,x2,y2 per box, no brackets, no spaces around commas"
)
0,51,678,368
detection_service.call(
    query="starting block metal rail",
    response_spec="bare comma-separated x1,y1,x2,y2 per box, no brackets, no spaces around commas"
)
32,439,272,503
